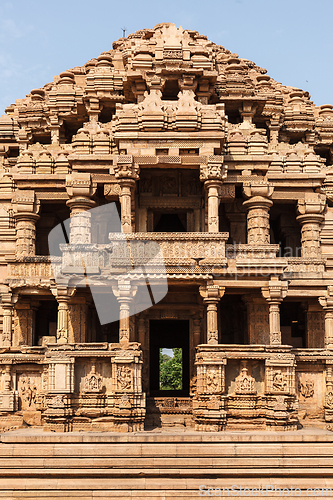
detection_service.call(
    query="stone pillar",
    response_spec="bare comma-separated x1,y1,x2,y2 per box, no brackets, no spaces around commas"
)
199,284,225,345
112,281,138,343
297,193,326,257
1,293,14,347
200,159,227,233
319,287,333,349
12,190,40,256
243,182,274,245
114,156,139,233
66,173,96,244
53,287,75,344
261,277,288,345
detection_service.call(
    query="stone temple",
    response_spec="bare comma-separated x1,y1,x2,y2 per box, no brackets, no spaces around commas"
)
1,22,333,438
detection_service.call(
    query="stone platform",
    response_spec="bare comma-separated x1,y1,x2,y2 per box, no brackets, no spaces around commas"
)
1,427,333,499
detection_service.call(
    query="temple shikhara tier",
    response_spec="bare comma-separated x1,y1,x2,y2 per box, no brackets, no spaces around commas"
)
1,22,333,433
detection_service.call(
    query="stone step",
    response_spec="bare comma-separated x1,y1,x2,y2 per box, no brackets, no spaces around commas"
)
0,429,333,499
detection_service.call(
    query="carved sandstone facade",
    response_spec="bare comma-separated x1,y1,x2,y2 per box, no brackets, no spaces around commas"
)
0,23,333,431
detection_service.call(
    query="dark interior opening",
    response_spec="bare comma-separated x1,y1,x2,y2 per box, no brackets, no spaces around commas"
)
149,320,189,396
87,289,120,343
162,79,180,100
219,295,247,344
154,213,187,232
35,299,57,345
280,301,306,347
36,202,71,256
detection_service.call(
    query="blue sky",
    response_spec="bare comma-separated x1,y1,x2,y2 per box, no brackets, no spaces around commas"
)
1,0,332,114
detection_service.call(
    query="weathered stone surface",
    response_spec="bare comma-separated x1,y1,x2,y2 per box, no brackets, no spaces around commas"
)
0,22,333,442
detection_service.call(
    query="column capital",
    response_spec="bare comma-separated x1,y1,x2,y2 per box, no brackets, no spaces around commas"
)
66,173,97,199
200,159,227,182
243,180,274,199
12,189,40,220
319,286,333,310
114,155,140,181
297,192,326,216
199,284,225,302
112,280,138,301
66,173,96,213
261,277,288,303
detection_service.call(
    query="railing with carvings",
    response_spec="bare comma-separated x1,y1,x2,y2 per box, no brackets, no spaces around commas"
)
225,244,280,260
7,256,62,278
284,258,326,276
109,232,229,264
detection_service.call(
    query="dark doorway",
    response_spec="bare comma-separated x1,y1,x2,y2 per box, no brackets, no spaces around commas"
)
219,295,247,344
149,320,189,396
280,301,306,347
154,213,187,232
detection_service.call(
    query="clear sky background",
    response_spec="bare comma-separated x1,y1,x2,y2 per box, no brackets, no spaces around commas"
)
0,0,332,114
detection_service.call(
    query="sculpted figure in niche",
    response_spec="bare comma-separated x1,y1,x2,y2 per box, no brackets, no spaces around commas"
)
19,376,38,408
206,368,219,392
235,365,256,394
298,378,315,398
117,365,132,390
273,370,288,392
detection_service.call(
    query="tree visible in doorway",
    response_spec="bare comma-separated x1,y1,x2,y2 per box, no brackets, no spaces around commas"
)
159,348,183,390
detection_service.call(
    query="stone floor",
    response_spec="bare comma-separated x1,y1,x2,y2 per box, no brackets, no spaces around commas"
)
0,426,333,498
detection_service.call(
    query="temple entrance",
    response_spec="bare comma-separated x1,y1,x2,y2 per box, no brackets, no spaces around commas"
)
149,320,190,396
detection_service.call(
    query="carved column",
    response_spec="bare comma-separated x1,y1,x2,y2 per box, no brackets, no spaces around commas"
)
200,159,227,233
243,182,274,245
12,190,40,256
261,277,288,345
319,287,333,349
297,193,326,257
112,281,138,343
66,173,96,244
52,287,75,344
199,284,225,345
1,293,14,347
114,156,139,233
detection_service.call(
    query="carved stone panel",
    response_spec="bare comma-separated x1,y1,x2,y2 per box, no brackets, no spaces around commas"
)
296,366,324,417
17,372,41,410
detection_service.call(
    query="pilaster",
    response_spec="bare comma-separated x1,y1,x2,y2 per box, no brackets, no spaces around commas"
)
200,159,227,233
12,190,40,256
66,173,96,244
297,193,326,257
261,277,288,345
243,181,274,245
112,280,138,343
199,284,225,345
114,155,139,233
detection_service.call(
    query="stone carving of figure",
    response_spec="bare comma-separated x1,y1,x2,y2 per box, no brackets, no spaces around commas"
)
235,365,256,394
272,370,288,392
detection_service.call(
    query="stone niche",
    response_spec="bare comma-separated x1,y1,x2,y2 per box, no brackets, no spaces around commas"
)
296,363,325,422
15,364,44,427
225,359,265,395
